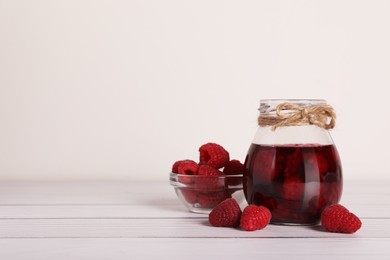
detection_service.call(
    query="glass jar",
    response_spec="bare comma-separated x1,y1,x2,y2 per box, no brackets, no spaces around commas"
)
243,99,342,225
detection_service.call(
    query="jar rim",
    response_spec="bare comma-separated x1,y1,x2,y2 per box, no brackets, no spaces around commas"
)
260,98,326,103
259,99,328,113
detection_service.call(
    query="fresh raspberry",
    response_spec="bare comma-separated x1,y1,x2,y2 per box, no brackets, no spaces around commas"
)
195,165,225,191
177,160,198,175
177,160,198,184
321,204,362,233
198,191,230,208
223,160,245,175
198,164,222,176
240,205,271,231
208,198,242,227
172,160,185,173
199,143,230,169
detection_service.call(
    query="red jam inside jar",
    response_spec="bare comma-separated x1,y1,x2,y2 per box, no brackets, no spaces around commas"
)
244,143,342,225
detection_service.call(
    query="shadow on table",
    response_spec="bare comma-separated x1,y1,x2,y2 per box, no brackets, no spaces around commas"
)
306,225,327,233
200,220,328,231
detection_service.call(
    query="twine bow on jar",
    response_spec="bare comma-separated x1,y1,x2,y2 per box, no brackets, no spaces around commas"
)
258,102,336,131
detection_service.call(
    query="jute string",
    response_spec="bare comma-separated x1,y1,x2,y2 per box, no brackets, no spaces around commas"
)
258,102,336,131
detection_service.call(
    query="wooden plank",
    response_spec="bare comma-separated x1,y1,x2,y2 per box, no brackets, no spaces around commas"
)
0,238,389,260
0,180,388,206
0,218,387,239
0,180,388,219
0,181,174,205
0,202,388,218
0,205,197,219
0,180,390,217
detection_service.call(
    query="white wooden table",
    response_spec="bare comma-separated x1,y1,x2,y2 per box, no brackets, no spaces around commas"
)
0,180,389,259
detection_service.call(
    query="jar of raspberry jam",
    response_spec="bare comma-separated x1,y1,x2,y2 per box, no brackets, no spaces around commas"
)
243,99,342,225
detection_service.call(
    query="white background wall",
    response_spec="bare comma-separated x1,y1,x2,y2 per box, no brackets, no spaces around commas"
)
0,0,389,181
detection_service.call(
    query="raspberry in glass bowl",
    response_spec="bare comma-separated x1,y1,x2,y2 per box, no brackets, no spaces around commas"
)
169,172,244,214
170,143,245,214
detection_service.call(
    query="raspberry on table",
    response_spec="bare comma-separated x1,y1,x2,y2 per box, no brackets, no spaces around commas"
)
199,143,230,169
321,204,362,233
240,205,271,231
208,198,242,227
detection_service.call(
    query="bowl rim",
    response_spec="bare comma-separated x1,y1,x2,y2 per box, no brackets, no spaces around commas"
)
169,172,243,178
169,172,244,189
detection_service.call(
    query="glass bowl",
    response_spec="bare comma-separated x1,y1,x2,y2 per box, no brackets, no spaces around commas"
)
169,172,245,214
